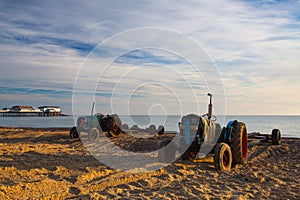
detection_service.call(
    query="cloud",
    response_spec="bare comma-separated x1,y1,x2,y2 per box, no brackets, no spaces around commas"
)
115,49,187,66
0,0,299,115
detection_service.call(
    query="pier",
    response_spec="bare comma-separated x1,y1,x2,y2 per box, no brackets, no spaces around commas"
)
0,105,64,117
0,111,62,117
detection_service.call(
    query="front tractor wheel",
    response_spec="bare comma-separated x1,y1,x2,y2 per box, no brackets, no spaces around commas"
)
70,126,79,139
231,121,248,164
88,128,100,141
214,143,232,171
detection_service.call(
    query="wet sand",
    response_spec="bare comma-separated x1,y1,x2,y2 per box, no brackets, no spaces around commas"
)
0,127,299,199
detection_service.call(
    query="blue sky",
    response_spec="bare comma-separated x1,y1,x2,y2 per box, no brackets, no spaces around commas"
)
0,0,300,115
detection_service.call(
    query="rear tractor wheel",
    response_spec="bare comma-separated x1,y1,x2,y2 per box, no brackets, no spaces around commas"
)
230,121,248,164
157,125,165,135
107,117,122,137
271,129,281,145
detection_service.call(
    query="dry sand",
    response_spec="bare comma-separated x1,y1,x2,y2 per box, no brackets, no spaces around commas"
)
0,127,299,199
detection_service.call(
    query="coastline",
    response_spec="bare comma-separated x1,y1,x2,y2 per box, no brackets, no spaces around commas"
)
0,126,71,131
0,127,299,199
1,115,300,138
0,126,299,139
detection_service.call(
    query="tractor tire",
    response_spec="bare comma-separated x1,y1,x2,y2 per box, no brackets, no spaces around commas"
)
149,124,156,135
130,125,139,131
214,143,232,171
88,128,100,141
107,117,121,137
70,126,79,139
157,125,165,135
231,121,248,164
271,129,281,145
122,124,129,130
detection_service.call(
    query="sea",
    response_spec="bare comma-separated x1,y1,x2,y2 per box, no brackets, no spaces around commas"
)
0,115,299,138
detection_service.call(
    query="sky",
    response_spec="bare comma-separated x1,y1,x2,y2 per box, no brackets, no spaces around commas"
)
0,0,300,115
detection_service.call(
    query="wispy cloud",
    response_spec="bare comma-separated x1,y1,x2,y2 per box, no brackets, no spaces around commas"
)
0,0,300,114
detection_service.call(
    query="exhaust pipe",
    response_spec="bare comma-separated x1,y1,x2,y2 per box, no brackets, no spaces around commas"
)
207,93,213,120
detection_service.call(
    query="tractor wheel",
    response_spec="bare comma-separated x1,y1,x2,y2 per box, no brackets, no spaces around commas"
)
271,129,281,145
231,121,248,164
70,126,79,139
149,124,156,135
214,143,232,171
130,125,139,131
157,125,165,135
107,117,121,137
88,128,100,141
122,124,129,130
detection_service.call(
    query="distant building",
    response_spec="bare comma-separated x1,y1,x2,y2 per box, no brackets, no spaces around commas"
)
38,106,61,113
10,105,41,112
0,105,63,117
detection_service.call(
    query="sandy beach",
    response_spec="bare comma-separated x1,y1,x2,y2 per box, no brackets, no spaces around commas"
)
0,127,299,199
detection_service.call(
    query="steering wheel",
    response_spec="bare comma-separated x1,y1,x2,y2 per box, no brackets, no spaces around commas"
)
202,113,217,121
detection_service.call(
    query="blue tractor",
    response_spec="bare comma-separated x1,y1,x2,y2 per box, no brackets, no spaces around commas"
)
70,112,122,140
159,93,249,171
